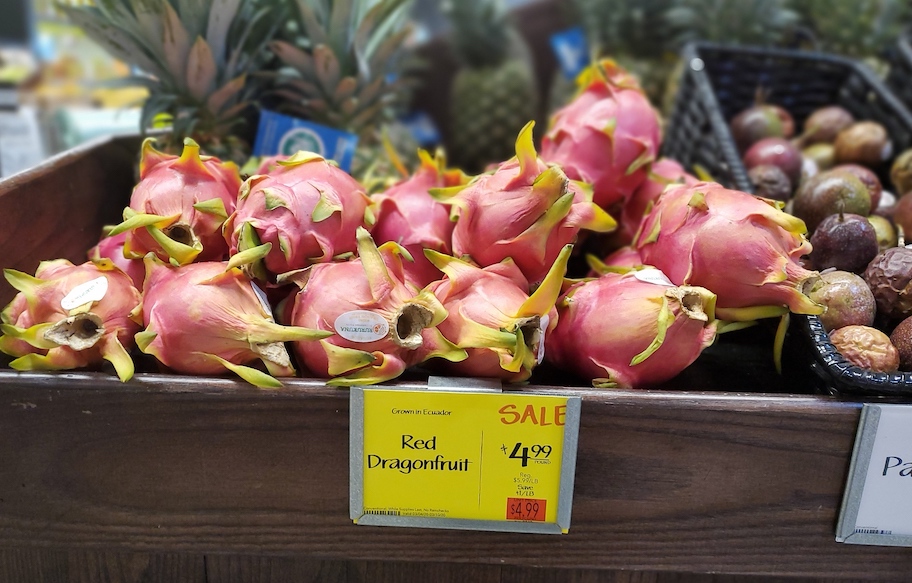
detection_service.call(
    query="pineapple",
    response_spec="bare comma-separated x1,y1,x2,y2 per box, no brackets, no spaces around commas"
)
446,0,539,173
268,0,418,184
792,0,912,76
663,0,800,48
60,0,284,164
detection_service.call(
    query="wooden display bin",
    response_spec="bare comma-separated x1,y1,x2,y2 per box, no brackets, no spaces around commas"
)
3,136,912,583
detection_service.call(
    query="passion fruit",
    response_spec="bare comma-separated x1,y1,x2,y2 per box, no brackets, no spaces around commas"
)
834,121,892,167
792,168,871,233
730,104,795,152
810,213,878,273
797,106,855,145
891,148,912,196
863,246,912,322
743,137,803,186
829,325,899,372
807,270,876,332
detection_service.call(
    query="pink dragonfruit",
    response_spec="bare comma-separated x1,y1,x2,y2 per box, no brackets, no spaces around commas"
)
223,151,372,282
422,244,572,382
546,269,718,388
88,230,145,289
107,138,241,266
0,259,142,381
617,158,700,245
633,181,823,321
137,256,329,387
541,59,662,210
370,149,469,287
432,122,616,286
283,228,464,386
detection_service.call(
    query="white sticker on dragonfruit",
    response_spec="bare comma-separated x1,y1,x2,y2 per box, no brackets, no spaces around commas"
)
537,314,550,364
334,310,389,343
634,268,674,287
250,282,273,320
61,276,108,310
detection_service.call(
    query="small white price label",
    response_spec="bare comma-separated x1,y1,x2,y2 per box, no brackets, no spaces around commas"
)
837,404,912,545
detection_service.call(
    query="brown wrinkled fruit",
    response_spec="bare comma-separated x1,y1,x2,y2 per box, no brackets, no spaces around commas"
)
890,315,912,371
864,246,912,321
829,325,899,372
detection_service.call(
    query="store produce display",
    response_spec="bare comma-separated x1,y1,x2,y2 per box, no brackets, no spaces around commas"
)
662,42,912,395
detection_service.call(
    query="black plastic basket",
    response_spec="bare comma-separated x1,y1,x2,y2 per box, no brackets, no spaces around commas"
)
662,42,912,397
886,34,912,117
662,42,912,193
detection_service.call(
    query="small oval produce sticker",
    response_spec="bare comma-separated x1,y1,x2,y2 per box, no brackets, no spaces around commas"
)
634,268,674,287
61,276,108,310
334,310,389,342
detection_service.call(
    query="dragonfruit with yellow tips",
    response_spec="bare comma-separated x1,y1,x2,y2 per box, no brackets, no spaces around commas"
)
107,138,241,267
370,149,470,287
541,59,662,210
136,255,330,388
0,259,142,382
545,269,718,389
223,151,372,283
283,228,464,387
421,244,572,383
633,181,823,322
431,122,616,286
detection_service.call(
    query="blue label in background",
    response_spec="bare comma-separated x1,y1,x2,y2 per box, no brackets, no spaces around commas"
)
253,110,358,172
399,111,441,147
549,27,589,80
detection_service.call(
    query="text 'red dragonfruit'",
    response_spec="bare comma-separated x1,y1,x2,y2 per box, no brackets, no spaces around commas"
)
546,269,718,388
0,259,142,381
108,138,241,266
422,244,572,382
432,122,616,285
541,59,662,210
137,257,330,387
370,149,469,287
224,151,372,282
633,181,823,321
284,228,465,386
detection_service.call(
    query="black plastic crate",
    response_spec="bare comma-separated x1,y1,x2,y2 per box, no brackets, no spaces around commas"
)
662,42,912,193
886,34,912,131
662,42,912,397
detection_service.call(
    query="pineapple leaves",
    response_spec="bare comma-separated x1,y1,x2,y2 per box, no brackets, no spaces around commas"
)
205,0,241,64
186,36,218,102
313,44,342,97
161,2,191,83
206,74,246,115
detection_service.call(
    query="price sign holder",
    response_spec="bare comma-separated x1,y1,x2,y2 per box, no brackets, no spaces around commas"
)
837,404,912,546
350,384,581,534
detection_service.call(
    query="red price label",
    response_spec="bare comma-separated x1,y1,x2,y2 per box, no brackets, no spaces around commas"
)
506,497,546,522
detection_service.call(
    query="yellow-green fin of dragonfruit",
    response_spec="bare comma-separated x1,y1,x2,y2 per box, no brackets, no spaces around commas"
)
278,151,325,167
688,191,708,211
9,353,67,372
201,352,283,388
357,227,394,302
630,296,672,366
193,198,228,219
773,313,789,375
419,327,469,363
715,304,789,322
625,149,654,176
517,244,573,317
515,121,538,179
3,269,44,299
135,328,157,353
322,340,377,376
108,209,179,237
457,318,516,350
139,138,171,178
173,138,208,175
227,242,272,271
327,353,402,387
147,225,202,266
313,190,343,222
0,322,57,350
101,335,134,382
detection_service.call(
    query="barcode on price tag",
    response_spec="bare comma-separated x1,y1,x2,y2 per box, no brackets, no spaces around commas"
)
506,498,546,522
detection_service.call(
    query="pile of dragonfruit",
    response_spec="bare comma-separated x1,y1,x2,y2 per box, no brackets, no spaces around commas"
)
0,60,825,389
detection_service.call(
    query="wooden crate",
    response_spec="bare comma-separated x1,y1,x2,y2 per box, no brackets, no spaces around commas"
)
3,135,912,583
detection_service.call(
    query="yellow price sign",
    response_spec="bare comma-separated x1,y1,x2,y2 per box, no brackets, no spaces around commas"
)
350,387,580,534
